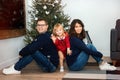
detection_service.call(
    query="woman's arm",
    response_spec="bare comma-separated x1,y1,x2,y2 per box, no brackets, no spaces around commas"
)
65,35,72,55
71,37,102,58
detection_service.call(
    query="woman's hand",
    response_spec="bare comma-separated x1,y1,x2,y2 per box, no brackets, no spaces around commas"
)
67,48,72,55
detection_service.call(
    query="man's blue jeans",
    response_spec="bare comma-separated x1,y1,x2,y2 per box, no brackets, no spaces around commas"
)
69,44,102,71
14,51,56,72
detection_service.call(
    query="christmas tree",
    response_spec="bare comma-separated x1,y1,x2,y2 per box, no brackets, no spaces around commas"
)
24,0,70,44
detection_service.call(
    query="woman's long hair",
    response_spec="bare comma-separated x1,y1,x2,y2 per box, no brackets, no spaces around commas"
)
69,19,86,40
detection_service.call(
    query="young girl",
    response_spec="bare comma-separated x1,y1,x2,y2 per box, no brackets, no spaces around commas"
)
51,23,72,72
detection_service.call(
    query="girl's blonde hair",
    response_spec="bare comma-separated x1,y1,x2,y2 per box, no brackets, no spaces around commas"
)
52,23,65,36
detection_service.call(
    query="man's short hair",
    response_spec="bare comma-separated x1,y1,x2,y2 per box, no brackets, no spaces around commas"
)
37,18,48,25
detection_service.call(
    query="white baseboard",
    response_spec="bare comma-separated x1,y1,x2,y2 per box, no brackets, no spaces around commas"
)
0,57,19,70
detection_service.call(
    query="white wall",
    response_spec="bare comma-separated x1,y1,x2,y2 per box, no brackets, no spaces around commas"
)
0,0,120,69
62,0,120,56
0,37,25,69
0,0,29,69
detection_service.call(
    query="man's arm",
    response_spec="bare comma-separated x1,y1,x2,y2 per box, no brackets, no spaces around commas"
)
19,34,47,57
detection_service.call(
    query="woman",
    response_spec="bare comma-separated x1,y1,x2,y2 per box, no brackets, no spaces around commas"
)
66,19,116,71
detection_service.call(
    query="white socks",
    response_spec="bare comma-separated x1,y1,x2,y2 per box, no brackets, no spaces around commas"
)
60,66,64,72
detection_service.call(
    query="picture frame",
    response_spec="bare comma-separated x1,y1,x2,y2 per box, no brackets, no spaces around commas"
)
0,0,26,39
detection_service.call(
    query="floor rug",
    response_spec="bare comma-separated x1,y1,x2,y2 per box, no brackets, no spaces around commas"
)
62,65,120,80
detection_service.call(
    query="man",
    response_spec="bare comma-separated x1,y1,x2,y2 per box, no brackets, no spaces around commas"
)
2,18,59,74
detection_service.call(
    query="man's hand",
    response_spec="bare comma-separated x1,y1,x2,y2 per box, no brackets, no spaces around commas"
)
51,34,56,43
19,55,22,58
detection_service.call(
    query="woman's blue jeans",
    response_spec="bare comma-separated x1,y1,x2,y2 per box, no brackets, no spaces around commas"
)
14,51,56,72
69,44,102,71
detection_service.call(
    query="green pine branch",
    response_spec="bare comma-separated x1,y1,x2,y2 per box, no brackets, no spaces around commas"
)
24,0,70,44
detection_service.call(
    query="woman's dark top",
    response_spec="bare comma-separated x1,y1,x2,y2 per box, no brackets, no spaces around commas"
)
66,37,103,67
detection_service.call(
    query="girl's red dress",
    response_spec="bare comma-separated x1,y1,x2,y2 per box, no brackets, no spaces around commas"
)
54,33,70,57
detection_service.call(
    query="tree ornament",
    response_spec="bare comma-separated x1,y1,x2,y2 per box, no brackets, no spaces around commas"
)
54,15,57,19
43,5,47,10
35,17,38,20
52,4,54,7
45,11,49,15
55,0,59,3
36,10,38,14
